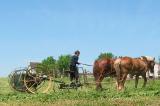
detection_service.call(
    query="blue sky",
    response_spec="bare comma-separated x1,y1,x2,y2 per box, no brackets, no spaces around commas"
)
0,0,160,76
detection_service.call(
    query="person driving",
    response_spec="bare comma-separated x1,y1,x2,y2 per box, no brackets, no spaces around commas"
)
69,50,81,83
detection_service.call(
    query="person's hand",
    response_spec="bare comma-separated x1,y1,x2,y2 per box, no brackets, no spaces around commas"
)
78,62,81,65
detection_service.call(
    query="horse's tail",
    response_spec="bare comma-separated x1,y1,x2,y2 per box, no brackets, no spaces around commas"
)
93,60,99,81
114,59,121,81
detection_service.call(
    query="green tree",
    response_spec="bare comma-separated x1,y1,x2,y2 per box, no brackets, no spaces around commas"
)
57,55,71,76
38,56,57,77
97,52,114,60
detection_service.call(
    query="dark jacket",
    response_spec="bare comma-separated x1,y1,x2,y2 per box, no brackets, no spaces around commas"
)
70,55,79,66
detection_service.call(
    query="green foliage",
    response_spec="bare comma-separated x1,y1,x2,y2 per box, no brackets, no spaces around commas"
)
97,52,114,60
36,55,71,77
38,56,57,75
41,56,56,66
57,55,71,74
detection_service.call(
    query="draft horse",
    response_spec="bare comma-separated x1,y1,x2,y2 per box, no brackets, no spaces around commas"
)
114,56,155,90
93,58,116,90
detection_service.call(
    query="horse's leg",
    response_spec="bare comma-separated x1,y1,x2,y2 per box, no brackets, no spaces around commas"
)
93,68,100,90
116,69,122,90
95,72,103,90
99,74,105,90
117,74,124,90
120,73,128,90
96,80,100,90
115,64,127,91
142,73,147,88
135,75,139,88
96,72,105,90
95,73,100,90
116,74,121,90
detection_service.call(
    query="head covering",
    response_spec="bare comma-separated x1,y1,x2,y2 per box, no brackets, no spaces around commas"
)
75,50,80,54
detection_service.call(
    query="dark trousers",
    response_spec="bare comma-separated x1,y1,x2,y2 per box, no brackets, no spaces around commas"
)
69,65,79,82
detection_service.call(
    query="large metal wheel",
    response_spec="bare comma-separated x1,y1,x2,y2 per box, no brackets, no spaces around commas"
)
8,68,27,92
24,67,52,94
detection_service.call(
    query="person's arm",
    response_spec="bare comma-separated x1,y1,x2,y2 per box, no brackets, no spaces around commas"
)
75,56,81,65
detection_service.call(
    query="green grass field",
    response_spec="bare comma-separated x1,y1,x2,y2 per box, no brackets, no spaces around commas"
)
1,77,160,106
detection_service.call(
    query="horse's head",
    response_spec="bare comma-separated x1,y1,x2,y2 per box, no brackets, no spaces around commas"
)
141,56,155,73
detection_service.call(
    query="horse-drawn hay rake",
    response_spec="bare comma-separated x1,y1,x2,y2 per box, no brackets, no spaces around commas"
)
8,66,92,94
8,66,52,94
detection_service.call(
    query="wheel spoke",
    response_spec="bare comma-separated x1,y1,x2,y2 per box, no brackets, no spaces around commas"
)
24,67,52,94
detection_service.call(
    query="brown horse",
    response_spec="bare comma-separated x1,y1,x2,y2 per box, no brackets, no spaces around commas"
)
114,56,155,90
93,58,116,90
